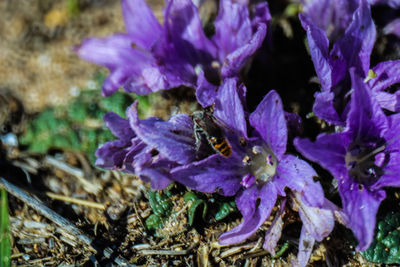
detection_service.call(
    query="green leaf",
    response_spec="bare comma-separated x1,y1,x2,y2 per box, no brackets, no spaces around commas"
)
273,242,290,259
148,190,172,218
215,201,237,221
183,192,207,226
187,199,207,226
362,211,400,264
0,188,11,267
145,214,164,231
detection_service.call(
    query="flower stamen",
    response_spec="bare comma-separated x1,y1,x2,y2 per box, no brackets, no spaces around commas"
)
242,145,278,186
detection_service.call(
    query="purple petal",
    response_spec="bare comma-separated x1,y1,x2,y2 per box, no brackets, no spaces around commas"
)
103,112,135,141
347,70,389,140
299,14,333,92
263,199,286,255
324,198,349,225
127,102,196,164
339,179,386,251
76,34,158,96
121,0,162,49
292,192,335,242
124,66,168,95
76,35,136,68
219,183,277,244
313,91,344,126
214,78,247,138
235,185,259,219
297,181,325,208
373,91,400,112
274,155,319,200
333,1,376,77
138,165,173,190
249,90,287,159
221,23,267,78
129,144,152,170
383,18,400,38
369,60,400,93
301,0,359,39
295,226,315,267
251,2,272,27
164,0,217,63
152,32,198,88
151,0,219,91
171,154,242,196
301,0,332,32
294,133,349,179
95,140,132,169
373,114,400,188
385,113,400,151
213,0,252,61
125,145,176,190
372,151,400,189
195,68,218,108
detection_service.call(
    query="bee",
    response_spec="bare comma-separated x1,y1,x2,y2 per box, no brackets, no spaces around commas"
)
192,110,232,158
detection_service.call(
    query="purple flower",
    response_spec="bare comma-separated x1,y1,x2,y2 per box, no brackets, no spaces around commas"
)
295,69,400,251
300,0,376,125
300,0,359,40
170,78,335,265
77,0,270,107
367,59,400,112
300,0,399,40
96,102,196,189
290,191,343,266
301,0,400,125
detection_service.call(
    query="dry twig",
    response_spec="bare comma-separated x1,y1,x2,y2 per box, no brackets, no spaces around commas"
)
46,192,105,210
44,156,101,194
0,177,133,266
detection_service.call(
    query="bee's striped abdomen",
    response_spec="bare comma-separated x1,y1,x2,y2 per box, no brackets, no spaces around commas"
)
212,138,232,157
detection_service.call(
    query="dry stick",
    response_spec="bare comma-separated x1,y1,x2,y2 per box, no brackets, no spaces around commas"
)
0,177,94,248
46,192,105,210
44,156,101,194
139,245,195,256
72,151,92,175
215,242,259,263
132,202,146,232
0,177,133,266
12,161,38,175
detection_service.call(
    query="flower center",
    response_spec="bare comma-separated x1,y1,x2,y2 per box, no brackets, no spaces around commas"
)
345,140,388,186
241,145,277,188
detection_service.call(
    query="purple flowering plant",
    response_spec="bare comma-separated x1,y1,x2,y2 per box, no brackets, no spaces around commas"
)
96,76,338,265
300,0,400,41
95,102,197,189
300,0,400,125
74,0,400,265
77,0,270,107
172,78,337,264
295,69,400,251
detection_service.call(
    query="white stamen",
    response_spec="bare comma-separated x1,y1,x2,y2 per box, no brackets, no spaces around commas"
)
194,64,203,75
242,155,251,165
252,146,263,155
211,61,221,69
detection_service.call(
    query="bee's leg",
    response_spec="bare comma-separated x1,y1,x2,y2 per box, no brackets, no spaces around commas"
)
194,128,204,153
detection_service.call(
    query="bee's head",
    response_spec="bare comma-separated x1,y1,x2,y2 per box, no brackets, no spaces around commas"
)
191,110,205,122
